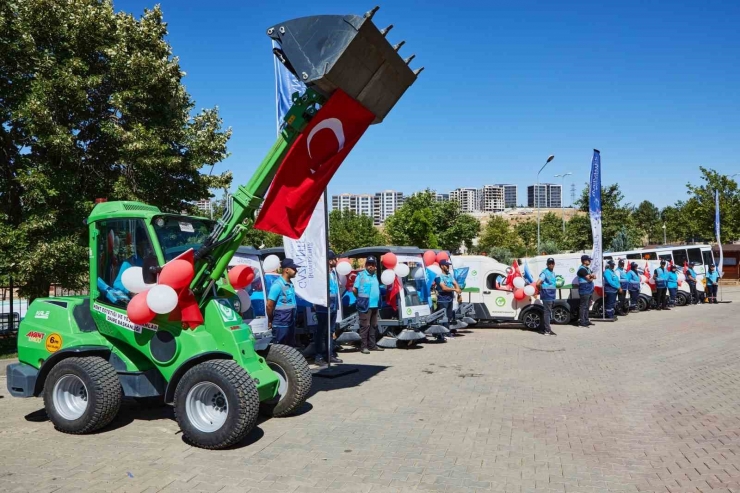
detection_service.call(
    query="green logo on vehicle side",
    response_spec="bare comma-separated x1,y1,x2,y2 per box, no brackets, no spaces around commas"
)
495,297,506,307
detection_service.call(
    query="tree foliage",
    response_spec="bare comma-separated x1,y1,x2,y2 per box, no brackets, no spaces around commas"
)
328,209,386,253
0,1,231,298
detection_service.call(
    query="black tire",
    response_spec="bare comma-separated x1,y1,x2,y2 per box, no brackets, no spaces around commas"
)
551,305,571,325
637,296,649,312
174,359,259,450
676,291,688,307
43,356,122,434
521,309,543,331
259,344,312,418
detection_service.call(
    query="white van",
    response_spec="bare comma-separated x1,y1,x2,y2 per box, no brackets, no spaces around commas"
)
453,255,572,330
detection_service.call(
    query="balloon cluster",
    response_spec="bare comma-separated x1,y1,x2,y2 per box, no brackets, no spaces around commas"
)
124,250,204,328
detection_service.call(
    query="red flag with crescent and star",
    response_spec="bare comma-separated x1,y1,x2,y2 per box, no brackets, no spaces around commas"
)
255,89,375,238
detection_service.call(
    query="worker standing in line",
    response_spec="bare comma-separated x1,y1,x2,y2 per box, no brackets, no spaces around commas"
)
535,257,557,336
627,262,641,311
686,262,699,304
616,259,629,316
653,260,669,310
353,256,384,354
706,264,720,304
667,265,679,307
603,260,621,320
577,255,596,327
266,258,300,346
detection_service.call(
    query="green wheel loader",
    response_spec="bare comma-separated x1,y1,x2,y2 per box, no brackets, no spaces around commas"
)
6,8,420,449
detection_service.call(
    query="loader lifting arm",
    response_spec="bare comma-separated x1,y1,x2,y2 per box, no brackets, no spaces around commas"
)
189,8,421,302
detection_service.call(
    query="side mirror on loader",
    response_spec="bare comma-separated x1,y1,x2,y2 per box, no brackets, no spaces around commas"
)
267,6,421,124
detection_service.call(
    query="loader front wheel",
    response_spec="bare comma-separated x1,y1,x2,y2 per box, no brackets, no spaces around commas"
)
43,356,122,434
174,360,259,450
259,344,312,418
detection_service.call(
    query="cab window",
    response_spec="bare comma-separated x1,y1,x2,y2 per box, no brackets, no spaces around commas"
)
96,220,157,307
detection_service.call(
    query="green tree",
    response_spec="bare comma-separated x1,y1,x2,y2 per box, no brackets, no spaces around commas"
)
0,1,231,299
478,215,521,255
632,200,661,244
328,209,386,253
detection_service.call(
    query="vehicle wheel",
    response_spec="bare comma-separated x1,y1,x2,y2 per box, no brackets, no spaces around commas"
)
676,292,688,306
521,309,543,331
637,296,649,312
43,356,122,434
551,305,571,325
174,359,259,450
259,344,312,418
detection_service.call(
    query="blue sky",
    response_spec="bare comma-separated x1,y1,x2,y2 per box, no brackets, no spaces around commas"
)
122,0,740,208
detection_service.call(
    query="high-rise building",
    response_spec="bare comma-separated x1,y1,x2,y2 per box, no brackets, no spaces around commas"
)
373,190,404,225
527,184,562,208
480,185,505,213
331,193,374,218
493,184,518,208
449,187,481,213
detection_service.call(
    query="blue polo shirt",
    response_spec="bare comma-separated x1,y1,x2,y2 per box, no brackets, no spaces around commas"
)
355,269,380,310
268,277,297,327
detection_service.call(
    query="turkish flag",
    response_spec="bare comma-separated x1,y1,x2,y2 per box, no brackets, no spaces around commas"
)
255,89,375,238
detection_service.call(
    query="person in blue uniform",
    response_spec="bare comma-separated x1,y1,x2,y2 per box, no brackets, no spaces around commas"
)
653,260,669,310
603,260,621,320
615,259,629,316
686,262,700,304
627,262,641,311
313,250,342,366
436,259,461,342
536,257,557,336
267,258,300,346
666,265,679,307
577,255,596,327
353,256,384,354
706,264,720,304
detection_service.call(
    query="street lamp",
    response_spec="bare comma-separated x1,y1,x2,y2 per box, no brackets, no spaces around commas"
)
554,172,572,233
537,155,555,254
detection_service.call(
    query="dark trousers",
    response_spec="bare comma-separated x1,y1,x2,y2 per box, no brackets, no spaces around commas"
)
617,290,627,314
655,287,668,308
708,284,718,303
315,310,337,358
543,301,553,331
604,291,617,319
668,287,677,306
629,289,640,309
273,324,295,346
359,308,379,350
579,293,591,326
688,281,698,304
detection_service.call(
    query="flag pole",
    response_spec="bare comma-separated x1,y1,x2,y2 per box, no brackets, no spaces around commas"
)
323,191,332,368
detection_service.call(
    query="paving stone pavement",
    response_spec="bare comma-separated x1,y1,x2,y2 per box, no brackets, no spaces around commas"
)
2,289,740,493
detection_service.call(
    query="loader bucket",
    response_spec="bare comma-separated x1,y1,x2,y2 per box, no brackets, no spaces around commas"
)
267,9,420,124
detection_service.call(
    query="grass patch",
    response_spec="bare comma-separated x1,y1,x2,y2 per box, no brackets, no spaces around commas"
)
0,335,18,359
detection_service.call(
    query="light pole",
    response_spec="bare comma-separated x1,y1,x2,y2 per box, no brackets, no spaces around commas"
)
662,222,667,244
537,155,555,254
554,172,572,233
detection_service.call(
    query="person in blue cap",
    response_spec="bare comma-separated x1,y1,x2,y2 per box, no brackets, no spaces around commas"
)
615,259,629,316
686,262,700,304
706,264,720,304
627,262,641,311
666,265,679,307
577,255,596,327
353,255,383,354
313,250,342,366
603,259,621,320
536,257,557,336
436,259,461,342
653,260,669,310
267,258,300,346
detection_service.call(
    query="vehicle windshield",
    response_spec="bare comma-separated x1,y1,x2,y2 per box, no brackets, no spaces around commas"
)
152,215,215,262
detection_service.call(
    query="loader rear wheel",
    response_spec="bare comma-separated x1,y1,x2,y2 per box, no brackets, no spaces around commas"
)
43,356,122,434
174,360,259,450
259,344,312,418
